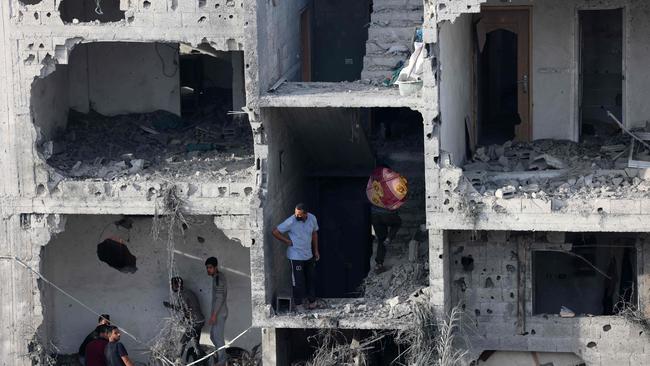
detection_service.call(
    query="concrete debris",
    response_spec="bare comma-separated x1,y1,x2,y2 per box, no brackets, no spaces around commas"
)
461,138,650,201
43,103,253,183
560,306,576,318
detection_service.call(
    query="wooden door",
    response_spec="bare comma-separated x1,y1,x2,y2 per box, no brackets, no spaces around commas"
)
476,8,531,141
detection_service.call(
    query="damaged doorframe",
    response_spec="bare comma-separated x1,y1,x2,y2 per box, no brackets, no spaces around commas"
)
472,5,532,144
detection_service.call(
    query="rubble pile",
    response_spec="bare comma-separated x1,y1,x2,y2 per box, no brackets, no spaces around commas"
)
42,106,254,183
460,138,650,200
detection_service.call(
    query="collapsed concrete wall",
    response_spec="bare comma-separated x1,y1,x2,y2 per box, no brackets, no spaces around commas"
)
40,215,259,362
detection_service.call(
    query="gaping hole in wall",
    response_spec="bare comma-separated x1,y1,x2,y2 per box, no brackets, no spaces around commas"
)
39,215,258,363
277,328,402,365
533,232,637,316
579,9,623,141
31,42,253,184
19,0,43,5
58,0,125,23
264,107,427,317
97,238,137,273
448,231,640,322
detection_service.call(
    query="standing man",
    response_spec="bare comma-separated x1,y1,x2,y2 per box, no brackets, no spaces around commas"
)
272,203,320,310
163,276,205,359
205,256,228,366
104,326,135,366
84,325,110,366
78,314,111,365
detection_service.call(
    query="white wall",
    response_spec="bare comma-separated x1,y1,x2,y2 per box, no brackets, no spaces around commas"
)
439,14,472,165
68,42,181,116
448,0,650,144
41,215,259,362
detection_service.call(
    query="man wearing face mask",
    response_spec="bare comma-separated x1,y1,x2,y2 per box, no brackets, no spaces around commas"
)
272,203,320,310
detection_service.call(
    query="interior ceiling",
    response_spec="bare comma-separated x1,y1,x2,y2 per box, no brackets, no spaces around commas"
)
281,108,374,175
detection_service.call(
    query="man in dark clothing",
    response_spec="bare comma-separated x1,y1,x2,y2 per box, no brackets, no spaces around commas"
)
104,326,135,366
84,325,110,366
78,314,111,365
205,256,228,366
371,205,402,272
163,276,205,358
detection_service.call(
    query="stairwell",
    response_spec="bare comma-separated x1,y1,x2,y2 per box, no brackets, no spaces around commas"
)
361,0,424,82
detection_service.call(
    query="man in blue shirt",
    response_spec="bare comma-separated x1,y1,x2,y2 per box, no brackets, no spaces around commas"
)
272,203,320,310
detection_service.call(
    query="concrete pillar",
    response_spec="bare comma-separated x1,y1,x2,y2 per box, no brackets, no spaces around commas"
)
0,0,17,197
262,327,279,366
429,229,450,314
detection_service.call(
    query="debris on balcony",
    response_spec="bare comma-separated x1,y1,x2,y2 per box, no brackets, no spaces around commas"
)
457,137,650,201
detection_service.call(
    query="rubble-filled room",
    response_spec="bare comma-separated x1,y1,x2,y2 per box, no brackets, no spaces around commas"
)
274,328,404,366
448,231,641,322
31,42,253,185
38,214,259,363
437,3,650,206
261,106,428,320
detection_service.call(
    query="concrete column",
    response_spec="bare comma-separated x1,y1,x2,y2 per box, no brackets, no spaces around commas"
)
429,229,450,314
261,327,279,366
0,0,17,197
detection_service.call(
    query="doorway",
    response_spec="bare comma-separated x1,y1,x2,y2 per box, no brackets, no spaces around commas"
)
475,9,530,145
579,9,623,141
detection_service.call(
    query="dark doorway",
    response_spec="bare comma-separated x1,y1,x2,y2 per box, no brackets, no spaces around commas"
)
312,0,371,81
475,9,530,145
579,9,623,140
308,177,372,298
478,29,518,145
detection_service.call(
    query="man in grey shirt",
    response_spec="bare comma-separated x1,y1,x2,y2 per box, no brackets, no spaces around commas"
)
163,276,205,359
205,256,228,365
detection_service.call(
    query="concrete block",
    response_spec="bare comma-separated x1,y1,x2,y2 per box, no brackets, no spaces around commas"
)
202,183,229,198
521,198,552,213
610,199,641,214
153,12,182,27
640,200,650,214
493,198,522,213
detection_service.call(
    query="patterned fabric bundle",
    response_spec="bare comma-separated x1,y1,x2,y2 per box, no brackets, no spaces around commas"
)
366,167,408,210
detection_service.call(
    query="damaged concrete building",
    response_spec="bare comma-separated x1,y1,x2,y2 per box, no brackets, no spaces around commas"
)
2,0,650,364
